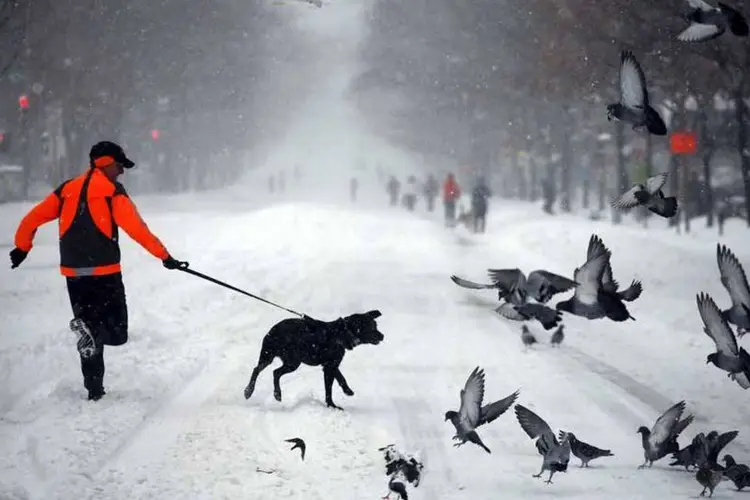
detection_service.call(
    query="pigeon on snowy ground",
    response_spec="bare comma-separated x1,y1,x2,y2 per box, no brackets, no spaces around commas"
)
697,292,750,389
285,438,306,460
611,172,678,218
637,400,694,468
549,325,564,347
383,476,409,500
557,431,614,467
717,244,750,337
696,466,725,497
555,235,634,322
586,235,643,303
671,439,701,471
444,367,520,454
677,0,748,42
522,325,538,349
515,404,571,484
722,455,750,491
606,50,667,136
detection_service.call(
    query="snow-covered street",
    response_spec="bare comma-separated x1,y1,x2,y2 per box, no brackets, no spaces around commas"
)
2,189,749,500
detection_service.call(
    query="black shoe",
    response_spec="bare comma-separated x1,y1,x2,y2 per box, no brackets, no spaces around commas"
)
88,387,106,401
70,318,97,359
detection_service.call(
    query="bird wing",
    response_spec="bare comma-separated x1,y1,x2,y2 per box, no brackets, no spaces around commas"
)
586,236,618,292
494,302,526,321
611,184,646,210
457,367,484,430
648,400,687,449
687,0,716,11
487,268,525,292
450,275,496,290
515,404,558,455
677,22,724,42
712,430,739,459
619,50,648,108
618,280,643,302
696,292,738,356
527,270,578,302
717,244,750,309
645,172,669,194
573,251,609,305
479,389,520,426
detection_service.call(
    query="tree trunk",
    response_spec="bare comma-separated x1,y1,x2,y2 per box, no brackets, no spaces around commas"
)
697,103,715,228
559,107,572,212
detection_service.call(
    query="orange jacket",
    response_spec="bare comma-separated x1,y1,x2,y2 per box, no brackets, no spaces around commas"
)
14,168,169,277
443,176,460,201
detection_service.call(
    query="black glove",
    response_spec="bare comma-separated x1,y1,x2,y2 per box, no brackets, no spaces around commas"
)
10,247,28,269
163,256,189,270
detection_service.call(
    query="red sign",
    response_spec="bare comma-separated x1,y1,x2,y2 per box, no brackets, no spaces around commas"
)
18,94,29,110
151,129,160,141
670,131,697,155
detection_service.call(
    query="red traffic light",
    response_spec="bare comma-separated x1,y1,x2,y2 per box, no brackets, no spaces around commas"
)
19,94,29,110
150,129,160,141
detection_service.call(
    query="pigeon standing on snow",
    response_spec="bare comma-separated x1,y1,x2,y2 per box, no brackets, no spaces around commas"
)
606,50,667,136
444,367,520,454
285,438,306,460
637,400,694,468
522,325,538,349
696,466,725,497
717,244,750,336
515,404,571,484
558,431,614,467
677,0,748,42
696,292,750,389
549,325,564,347
611,172,678,218
555,234,635,322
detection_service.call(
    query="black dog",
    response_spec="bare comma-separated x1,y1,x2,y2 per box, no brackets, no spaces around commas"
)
243,310,384,409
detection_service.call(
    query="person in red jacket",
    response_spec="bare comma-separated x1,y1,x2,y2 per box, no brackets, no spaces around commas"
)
442,172,461,226
9,141,188,401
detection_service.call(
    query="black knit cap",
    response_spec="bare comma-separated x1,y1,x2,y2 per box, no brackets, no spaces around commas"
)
89,141,135,169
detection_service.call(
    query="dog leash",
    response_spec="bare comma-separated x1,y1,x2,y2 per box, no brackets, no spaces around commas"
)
178,267,306,317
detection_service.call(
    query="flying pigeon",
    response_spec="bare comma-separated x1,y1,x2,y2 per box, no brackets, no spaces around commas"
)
586,235,643,303
555,235,634,322
717,244,750,336
521,325,538,349
444,367,519,454
677,0,748,42
696,292,750,389
611,172,677,218
285,438,306,461
558,431,613,467
697,430,739,469
722,455,750,491
549,325,564,346
450,269,573,330
515,404,571,484
606,50,667,136
485,268,577,304
696,466,725,497
637,400,694,468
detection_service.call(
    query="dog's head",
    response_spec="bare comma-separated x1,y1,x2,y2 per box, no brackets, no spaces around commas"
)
340,309,384,349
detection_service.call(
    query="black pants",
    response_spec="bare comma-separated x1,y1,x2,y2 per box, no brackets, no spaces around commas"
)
444,200,456,225
66,273,128,390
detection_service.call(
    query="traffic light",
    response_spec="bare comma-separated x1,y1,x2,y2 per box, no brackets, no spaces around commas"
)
151,129,160,141
18,94,29,111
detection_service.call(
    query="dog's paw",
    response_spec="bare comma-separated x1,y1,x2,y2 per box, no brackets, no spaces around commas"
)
343,387,354,396
326,401,344,411
274,390,282,402
244,385,253,400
